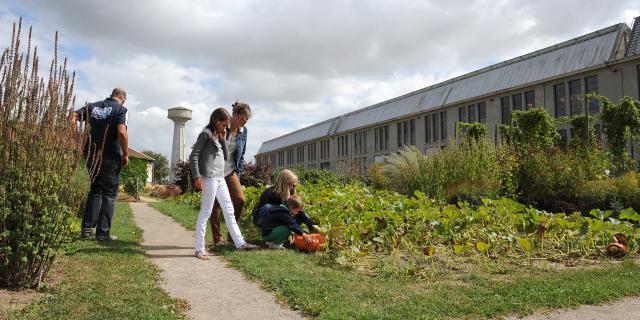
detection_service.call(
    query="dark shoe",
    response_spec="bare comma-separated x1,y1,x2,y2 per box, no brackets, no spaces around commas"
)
96,235,118,242
237,243,259,251
80,228,96,239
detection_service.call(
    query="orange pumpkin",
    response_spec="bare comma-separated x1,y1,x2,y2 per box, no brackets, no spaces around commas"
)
293,233,326,252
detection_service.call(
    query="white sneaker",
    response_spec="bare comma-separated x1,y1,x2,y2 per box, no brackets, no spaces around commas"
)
266,242,285,250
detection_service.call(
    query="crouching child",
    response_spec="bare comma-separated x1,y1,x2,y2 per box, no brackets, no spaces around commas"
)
261,195,315,249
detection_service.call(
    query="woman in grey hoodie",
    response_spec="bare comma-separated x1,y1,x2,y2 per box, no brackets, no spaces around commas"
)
189,108,257,259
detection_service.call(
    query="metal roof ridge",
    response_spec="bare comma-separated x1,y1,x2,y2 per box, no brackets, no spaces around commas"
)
261,115,340,144
332,23,625,119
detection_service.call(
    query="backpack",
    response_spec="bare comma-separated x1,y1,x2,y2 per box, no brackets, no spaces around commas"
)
253,204,272,228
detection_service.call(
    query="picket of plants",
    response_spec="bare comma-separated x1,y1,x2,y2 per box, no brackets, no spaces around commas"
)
173,172,639,278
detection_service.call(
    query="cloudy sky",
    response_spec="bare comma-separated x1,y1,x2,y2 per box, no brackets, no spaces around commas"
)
0,0,638,163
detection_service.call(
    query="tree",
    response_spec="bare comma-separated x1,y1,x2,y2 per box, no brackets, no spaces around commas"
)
142,150,169,184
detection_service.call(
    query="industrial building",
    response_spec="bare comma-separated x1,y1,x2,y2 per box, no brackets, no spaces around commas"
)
256,18,640,173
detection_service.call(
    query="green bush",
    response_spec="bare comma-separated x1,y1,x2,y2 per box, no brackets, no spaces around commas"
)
0,21,88,288
517,149,590,211
120,158,149,199
379,139,501,202
574,172,640,213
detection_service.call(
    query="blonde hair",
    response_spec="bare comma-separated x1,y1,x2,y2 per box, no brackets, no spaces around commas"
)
274,169,298,201
286,195,304,209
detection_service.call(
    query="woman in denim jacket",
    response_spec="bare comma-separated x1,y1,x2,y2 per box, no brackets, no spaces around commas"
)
209,101,253,246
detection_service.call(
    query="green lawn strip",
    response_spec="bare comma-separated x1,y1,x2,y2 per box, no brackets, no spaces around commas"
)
152,200,640,319
9,203,186,320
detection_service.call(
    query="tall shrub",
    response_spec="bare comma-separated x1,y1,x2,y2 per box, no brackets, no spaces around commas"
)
599,96,640,173
0,20,88,288
570,114,610,180
380,139,501,202
510,108,558,154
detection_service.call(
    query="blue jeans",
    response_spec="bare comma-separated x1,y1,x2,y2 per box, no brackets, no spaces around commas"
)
82,158,121,238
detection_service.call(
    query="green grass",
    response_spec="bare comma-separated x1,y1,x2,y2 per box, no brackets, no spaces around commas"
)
152,200,640,319
8,203,186,320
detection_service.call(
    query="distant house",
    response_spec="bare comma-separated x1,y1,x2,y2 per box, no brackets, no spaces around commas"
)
128,147,155,185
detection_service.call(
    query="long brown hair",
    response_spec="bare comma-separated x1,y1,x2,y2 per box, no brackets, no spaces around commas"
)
205,108,230,135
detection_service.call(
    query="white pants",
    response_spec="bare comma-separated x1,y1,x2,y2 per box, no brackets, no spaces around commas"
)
195,177,246,251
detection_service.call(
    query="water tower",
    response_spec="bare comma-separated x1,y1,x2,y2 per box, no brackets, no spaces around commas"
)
167,106,192,182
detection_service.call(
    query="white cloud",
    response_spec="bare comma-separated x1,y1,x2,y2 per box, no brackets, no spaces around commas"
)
1,0,638,163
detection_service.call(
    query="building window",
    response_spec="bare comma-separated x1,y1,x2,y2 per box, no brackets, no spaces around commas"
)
440,111,447,140
554,83,566,117
501,96,511,124
425,115,431,143
287,148,294,165
432,112,440,141
320,139,330,159
374,125,389,152
307,163,317,169
458,106,467,123
525,90,535,109
337,135,349,157
320,162,330,169
307,142,316,161
354,130,367,155
278,151,285,167
468,104,476,123
585,75,599,114
569,79,582,115
512,93,522,111
397,119,416,146
297,146,305,163
478,102,486,123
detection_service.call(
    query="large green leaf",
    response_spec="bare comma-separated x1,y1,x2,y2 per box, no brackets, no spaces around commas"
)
619,208,640,222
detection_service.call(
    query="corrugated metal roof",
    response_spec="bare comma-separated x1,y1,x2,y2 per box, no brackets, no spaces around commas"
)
258,23,626,154
257,119,336,154
626,17,640,57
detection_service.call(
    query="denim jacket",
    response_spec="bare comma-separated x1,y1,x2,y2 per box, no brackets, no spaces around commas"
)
189,128,228,179
228,126,248,176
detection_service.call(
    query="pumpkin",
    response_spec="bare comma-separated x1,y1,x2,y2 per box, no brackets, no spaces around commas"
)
293,233,326,252
606,233,628,258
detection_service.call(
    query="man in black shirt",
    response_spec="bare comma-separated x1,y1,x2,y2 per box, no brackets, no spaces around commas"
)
73,88,129,241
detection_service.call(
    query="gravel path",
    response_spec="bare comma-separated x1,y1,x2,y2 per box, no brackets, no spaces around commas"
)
129,202,304,320
505,296,640,320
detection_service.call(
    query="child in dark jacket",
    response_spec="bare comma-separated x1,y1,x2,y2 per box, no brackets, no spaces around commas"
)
261,195,315,249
